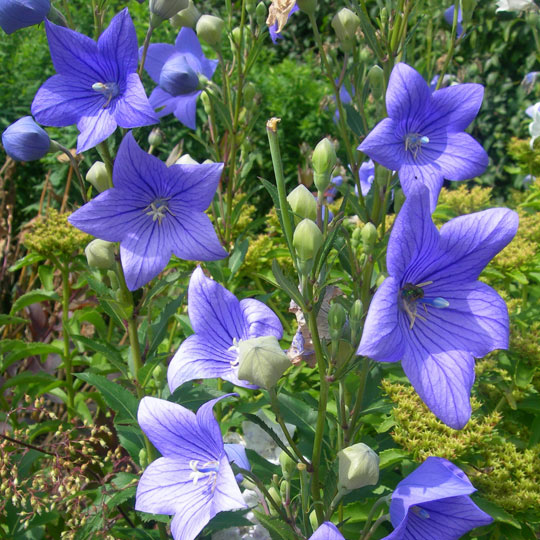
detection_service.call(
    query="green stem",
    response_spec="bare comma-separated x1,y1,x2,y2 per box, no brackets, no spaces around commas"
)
138,25,155,78
97,141,114,188
61,263,75,415
436,0,459,90
53,142,87,203
345,357,371,446
360,495,391,539
362,513,391,540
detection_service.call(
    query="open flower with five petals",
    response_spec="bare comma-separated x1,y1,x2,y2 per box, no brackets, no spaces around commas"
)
382,457,492,539
358,63,488,209
358,186,518,429
31,9,157,153
69,132,226,291
168,266,283,391
143,28,217,130
136,395,247,540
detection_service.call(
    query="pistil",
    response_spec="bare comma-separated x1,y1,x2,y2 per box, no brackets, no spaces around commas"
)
404,133,430,158
92,82,120,108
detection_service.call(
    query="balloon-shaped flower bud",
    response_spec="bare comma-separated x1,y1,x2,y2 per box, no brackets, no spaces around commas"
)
246,0,256,15
293,219,323,261
361,222,377,253
2,116,51,161
148,127,164,148
149,0,189,24
297,0,317,15
159,54,199,96
237,336,290,389
287,185,317,223
279,449,296,479
349,299,363,344
196,14,224,48
337,443,379,492
170,0,200,28
368,65,385,99
331,8,360,52
255,2,267,26
0,0,50,34
312,138,337,192
267,486,282,516
85,239,116,270
328,303,346,341
85,161,110,193
175,153,199,165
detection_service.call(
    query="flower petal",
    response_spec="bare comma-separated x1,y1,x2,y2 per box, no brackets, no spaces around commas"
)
186,267,248,347
165,211,228,261
224,444,250,474
310,522,345,540
119,217,172,290
31,74,98,127
68,188,147,242
357,277,406,363
433,208,519,283
240,298,283,340
137,396,220,461
358,118,406,171
209,454,247,513
386,63,432,123
387,187,439,280
149,86,179,117
76,106,117,153
143,43,177,84
173,91,201,129
175,27,204,57
398,162,444,212
115,73,159,128
97,9,138,79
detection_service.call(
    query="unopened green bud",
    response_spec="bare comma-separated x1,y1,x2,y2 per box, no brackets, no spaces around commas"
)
231,26,243,46
350,299,363,323
138,448,148,468
279,450,296,479
150,0,189,25
85,239,115,270
351,226,362,248
237,336,290,389
267,486,281,516
332,8,360,52
287,185,317,223
309,510,319,532
86,161,110,192
280,479,289,500
200,90,211,114
293,219,323,261
246,0,257,15
359,47,371,63
148,127,164,148
196,14,224,48
297,0,317,15
152,364,165,383
337,443,379,492
170,0,201,28
380,7,388,26
328,303,347,341
312,138,337,192
255,2,267,26
368,65,385,99
361,222,377,252
176,153,199,165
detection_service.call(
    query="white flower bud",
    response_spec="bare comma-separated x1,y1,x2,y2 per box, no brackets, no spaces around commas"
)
150,0,189,23
332,8,360,52
85,239,116,270
196,14,224,48
337,443,379,492
293,218,323,261
86,161,110,192
170,0,200,28
287,185,317,223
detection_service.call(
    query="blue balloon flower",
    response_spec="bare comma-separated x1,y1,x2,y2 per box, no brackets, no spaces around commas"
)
382,457,493,539
358,63,488,210
2,116,50,161
31,9,158,153
68,132,227,291
358,186,518,428
136,395,247,540
143,28,218,129
310,522,345,539
168,266,283,390
444,5,463,38
0,0,50,35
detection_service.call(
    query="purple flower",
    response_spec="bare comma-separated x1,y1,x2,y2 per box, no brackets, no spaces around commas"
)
356,159,375,197
358,63,488,210
31,9,157,153
325,175,343,202
0,0,50,34
224,443,250,482
69,132,226,291
136,395,247,540
2,116,50,161
269,4,299,43
444,5,463,37
310,522,345,540
333,80,354,123
168,266,283,390
382,457,493,539
143,28,217,130
358,186,518,428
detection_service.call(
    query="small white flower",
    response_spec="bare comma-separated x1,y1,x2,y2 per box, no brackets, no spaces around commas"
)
496,0,536,12
528,103,540,149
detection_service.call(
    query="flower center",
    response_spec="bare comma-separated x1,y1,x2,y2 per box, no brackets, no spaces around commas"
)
92,82,120,108
411,505,430,519
400,281,449,329
189,460,220,490
404,133,430,158
144,198,174,225
228,337,242,367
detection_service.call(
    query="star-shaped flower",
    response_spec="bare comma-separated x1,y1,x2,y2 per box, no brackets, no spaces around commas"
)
143,28,218,130
382,457,493,539
167,266,283,391
310,522,345,539
136,395,247,540
69,132,226,290
357,186,518,429
358,63,488,209
31,9,157,153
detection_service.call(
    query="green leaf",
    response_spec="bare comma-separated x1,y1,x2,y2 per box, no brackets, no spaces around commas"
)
378,448,409,469
344,103,365,138
75,372,138,423
276,391,320,447
0,314,28,326
9,252,45,271
71,334,128,377
228,238,249,280
147,292,185,360
10,289,60,315
204,510,252,533
473,496,521,529
271,260,305,309
252,511,297,540
1,343,63,372
38,265,54,291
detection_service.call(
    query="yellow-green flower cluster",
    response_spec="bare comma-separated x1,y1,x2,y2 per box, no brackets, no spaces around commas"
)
23,209,91,259
507,136,540,177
